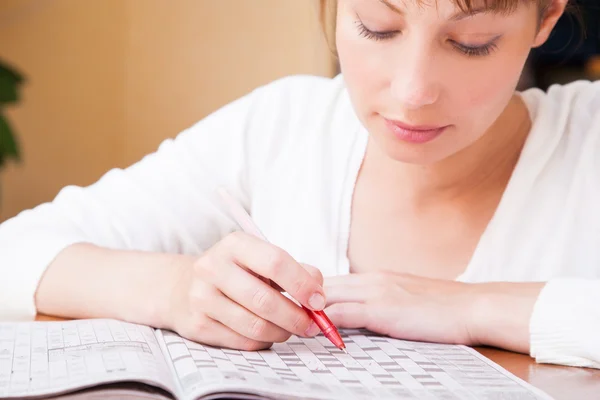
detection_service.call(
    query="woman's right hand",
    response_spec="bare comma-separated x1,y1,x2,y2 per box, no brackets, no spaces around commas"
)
166,232,326,351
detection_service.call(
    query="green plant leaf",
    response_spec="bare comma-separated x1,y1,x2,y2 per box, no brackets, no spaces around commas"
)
0,76,18,104
0,61,24,104
0,112,21,166
0,60,24,84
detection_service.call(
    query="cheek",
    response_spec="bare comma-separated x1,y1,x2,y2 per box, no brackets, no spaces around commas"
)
337,40,367,92
450,56,527,130
461,74,511,113
336,32,369,90
337,42,389,135
452,31,534,121
335,15,387,111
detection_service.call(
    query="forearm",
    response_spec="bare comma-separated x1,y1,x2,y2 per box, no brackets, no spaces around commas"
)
34,243,193,328
470,282,545,354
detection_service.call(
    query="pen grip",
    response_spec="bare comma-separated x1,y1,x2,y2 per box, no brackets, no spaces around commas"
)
303,307,333,333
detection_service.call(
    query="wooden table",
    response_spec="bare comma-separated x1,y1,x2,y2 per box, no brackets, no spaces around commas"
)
33,314,600,399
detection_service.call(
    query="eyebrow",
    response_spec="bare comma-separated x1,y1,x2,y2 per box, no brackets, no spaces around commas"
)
378,0,403,14
378,0,495,21
449,7,494,21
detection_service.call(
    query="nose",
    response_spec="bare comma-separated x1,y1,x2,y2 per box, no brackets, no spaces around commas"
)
390,43,440,110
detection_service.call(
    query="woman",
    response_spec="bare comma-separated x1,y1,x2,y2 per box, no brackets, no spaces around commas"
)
1,0,598,369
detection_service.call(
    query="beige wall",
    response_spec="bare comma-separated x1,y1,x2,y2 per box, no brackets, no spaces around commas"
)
0,0,335,221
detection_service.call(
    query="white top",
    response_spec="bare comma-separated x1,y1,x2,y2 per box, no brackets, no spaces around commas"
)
1,74,599,369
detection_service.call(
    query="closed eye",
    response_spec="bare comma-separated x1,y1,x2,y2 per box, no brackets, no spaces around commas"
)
450,39,499,57
355,21,399,41
355,20,500,58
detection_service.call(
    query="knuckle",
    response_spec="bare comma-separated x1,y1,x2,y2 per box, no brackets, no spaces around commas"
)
218,231,251,263
179,315,211,339
252,288,275,314
303,263,323,281
192,256,208,275
248,316,268,339
291,276,309,297
187,290,200,307
223,231,245,249
312,268,324,285
187,281,212,307
193,316,211,331
265,248,288,276
194,252,219,280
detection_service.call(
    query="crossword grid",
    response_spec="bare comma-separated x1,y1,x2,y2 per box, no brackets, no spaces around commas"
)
0,321,548,399
163,329,542,400
0,320,162,397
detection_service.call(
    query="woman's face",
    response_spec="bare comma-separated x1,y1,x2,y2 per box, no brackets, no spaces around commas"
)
336,0,557,165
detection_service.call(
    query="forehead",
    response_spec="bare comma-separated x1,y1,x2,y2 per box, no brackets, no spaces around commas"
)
381,0,524,13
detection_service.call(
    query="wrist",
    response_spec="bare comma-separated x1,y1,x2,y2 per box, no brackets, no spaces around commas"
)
468,282,545,354
148,254,195,330
118,252,194,330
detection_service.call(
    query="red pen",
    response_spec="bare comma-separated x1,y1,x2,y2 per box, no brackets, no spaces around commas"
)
217,187,347,352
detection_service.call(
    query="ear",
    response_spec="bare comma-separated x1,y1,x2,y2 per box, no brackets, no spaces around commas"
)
532,0,569,48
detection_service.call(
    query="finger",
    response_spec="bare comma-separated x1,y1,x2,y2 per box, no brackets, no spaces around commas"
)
181,316,272,352
325,272,426,288
324,273,385,288
205,290,292,343
269,264,322,293
301,264,324,286
202,258,317,337
324,303,372,329
324,274,383,305
220,232,326,310
325,303,394,338
324,282,372,305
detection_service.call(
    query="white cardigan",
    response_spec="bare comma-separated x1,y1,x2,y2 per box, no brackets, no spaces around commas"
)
1,74,599,369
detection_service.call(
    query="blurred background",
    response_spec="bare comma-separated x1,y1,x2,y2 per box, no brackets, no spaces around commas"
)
0,0,598,222
0,0,336,221
518,0,600,90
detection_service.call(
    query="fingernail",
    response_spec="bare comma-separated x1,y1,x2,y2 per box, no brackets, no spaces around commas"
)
308,293,325,310
304,322,320,337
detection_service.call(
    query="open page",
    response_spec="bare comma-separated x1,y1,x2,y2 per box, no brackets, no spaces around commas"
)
155,328,554,400
0,319,177,399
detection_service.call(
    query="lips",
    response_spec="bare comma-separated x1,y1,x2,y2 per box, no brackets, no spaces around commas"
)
383,118,448,144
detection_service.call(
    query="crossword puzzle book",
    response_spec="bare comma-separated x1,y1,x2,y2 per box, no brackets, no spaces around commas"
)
0,319,553,400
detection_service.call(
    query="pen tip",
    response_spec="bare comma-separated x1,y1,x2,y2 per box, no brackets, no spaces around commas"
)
342,348,348,354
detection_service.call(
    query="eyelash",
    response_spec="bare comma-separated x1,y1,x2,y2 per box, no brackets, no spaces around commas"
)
355,20,398,41
355,21,498,57
452,41,498,57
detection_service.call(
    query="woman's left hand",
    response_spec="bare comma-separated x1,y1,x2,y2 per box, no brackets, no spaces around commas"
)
323,272,545,354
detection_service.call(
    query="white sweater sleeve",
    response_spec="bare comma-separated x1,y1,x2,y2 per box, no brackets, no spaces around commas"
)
0,79,291,320
530,278,600,369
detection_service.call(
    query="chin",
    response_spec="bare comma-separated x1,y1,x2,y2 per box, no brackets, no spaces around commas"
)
381,143,447,165
368,127,456,166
